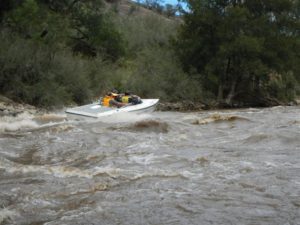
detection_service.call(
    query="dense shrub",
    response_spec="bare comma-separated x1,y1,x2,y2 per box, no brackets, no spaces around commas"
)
117,14,178,55
124,48,203,102
0,32,92,107
175,0,300,106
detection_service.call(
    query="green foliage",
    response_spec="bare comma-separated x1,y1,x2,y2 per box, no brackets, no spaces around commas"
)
0,0,196,108
265,72,297,102
112,11,202,102
164,4,177,17
175,0,300,105
144,0,164,13
7,0,40,36
0,0,17,22
0,32,93,107
117,14,178,55
127,48,203,102
3,0,126,60
69,0,126,60
4,0,69,48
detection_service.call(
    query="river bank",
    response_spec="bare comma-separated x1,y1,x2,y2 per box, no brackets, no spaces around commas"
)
1,95,300,117
0,95,206,117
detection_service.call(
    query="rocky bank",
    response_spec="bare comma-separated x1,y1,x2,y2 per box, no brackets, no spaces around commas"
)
0,95,40,117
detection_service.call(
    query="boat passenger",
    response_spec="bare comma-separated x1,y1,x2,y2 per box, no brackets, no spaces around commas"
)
117,91,142,105
102,92,126,108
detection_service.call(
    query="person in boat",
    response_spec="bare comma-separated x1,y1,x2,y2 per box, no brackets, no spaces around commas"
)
116,91,142,105
101,91,126,108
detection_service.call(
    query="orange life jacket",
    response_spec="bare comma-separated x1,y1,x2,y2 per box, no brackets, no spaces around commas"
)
102,95,114,107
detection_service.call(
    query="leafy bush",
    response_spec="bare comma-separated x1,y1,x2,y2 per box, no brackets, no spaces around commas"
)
0,32,93,107
175,0,300,106
117,14,178,55
0,0,207,109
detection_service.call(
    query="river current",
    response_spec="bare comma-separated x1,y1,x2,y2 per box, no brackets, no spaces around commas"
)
0,106,299,225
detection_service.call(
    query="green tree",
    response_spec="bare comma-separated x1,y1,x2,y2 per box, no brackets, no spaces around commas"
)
5,0,69,46
175,0,300,106
0,0,13,22
165,4,177,17
69,0,126,60
144,0,164,13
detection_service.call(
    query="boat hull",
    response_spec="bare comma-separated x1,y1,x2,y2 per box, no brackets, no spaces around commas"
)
65,99,159,118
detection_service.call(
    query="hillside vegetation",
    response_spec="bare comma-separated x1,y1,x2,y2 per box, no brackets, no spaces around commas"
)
0,0,299,109
175,0,300,107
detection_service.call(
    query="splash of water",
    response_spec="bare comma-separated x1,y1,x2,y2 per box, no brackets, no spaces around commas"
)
0,208,18,223
0,113,38,132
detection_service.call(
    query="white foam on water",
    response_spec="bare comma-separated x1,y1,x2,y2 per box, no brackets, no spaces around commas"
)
3,120,38,132
224,173,241,180
2,164,93,178
181,170,203,179
1,161,125,179
31,199,54,207
92,166,123,178
95,205,104,212
240,161,254,167
0,208,18,223
47,166,92,178
0,115,38,132
0,111,74,133
132,168,184,180
33,113,67,123
37,123,75,133
129,153,170,165
264,161,278,167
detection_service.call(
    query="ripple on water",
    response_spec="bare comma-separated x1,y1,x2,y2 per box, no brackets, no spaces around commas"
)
243,133,270,144
3,144,42,165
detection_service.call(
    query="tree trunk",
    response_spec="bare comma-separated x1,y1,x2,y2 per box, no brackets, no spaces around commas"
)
225,79,237,105
217,83,224,103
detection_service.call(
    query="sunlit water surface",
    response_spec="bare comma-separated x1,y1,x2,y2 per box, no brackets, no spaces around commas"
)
0,106,299,225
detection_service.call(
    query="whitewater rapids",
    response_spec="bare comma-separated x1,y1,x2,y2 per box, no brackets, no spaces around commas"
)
0,106,299,225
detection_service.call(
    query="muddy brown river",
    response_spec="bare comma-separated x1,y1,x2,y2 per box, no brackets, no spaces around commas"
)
0,106,299,225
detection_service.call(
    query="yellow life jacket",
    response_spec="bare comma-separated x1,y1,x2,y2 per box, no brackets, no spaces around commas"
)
102,95,114,106
121,95,132,103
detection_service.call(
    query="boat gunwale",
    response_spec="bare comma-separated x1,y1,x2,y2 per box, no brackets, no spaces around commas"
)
65,99,159,118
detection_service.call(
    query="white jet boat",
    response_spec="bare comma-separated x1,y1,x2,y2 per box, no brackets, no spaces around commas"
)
65,99,159,118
